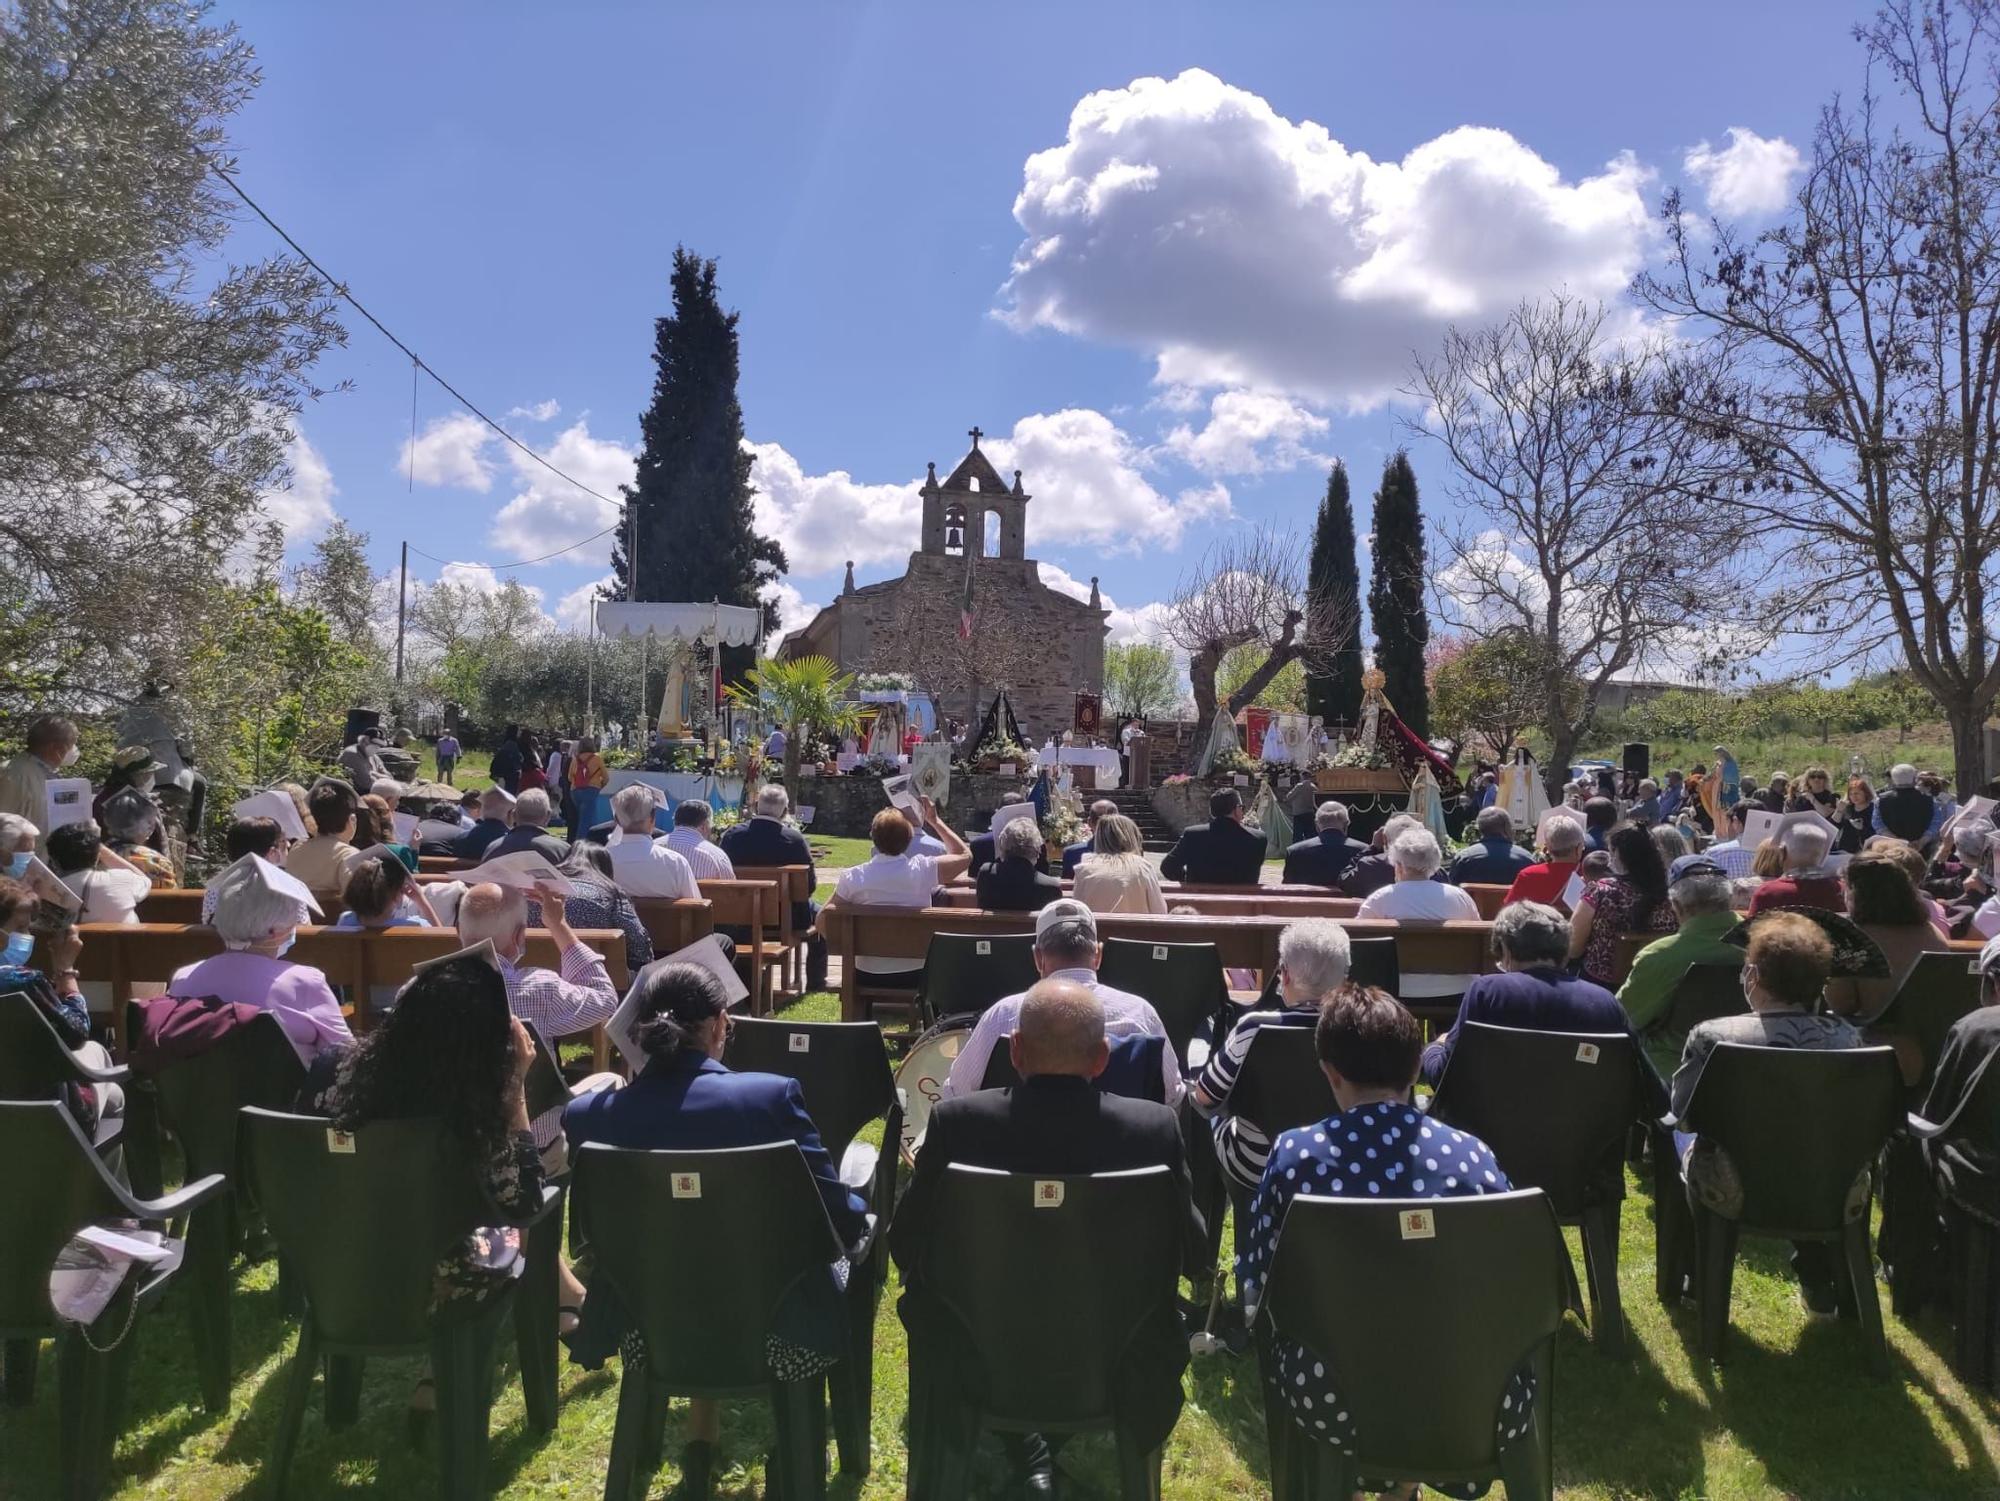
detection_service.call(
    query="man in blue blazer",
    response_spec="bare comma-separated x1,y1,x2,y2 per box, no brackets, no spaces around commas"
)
718,783,825,988
1160,786,1266,886
1281,800,1370,888
563,963,865,1491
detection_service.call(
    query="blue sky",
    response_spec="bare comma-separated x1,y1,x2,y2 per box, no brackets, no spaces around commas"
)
218,0,1874,660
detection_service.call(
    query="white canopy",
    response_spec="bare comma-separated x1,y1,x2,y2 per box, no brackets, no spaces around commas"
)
594,601,762,646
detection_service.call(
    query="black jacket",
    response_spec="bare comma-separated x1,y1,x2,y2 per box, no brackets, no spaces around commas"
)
718,815,817,928
1447,837,1534,887
476,827,570,867
452,817,510,861
890,1074,1199,1449
966,832,997,879
1160,816,1266,886
975,855,1063,912
1281,832,1369,889
1877,785,1938,843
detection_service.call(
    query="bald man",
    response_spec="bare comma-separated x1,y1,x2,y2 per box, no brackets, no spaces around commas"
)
891,979,1201,1492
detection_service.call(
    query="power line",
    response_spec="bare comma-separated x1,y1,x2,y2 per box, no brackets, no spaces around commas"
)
213,164,624,567
407,530,622,573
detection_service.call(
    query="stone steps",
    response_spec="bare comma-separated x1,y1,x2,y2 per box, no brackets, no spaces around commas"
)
1102,788,1177,852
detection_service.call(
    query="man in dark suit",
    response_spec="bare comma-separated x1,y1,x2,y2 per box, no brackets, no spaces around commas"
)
1060,799,1118,877
476,787,571,867
1160,786,1266,886
1337,812,1442,898
977,816,1065,911
893,979,1201,1495
1282,799,1369,887
1446,805,1534,886
718,783,826,989
449,787,514,860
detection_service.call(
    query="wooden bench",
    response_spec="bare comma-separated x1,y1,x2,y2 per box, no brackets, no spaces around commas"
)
731,865,814,994
625,897,720,969
1460,883,1512,920
817,906,1499,1024
46,923,629,1060
933,887,1361,920
691,880,775,1015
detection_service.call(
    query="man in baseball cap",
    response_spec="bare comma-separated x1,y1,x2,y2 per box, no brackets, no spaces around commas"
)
1617,854,1744,1037
940,898,1183,1104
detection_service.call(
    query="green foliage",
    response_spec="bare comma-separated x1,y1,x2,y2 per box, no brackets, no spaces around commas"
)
1217,642,1305,711
1368,451,1430,736
1305,460,1364,725
726,655,861,791
610,248,787,631
0,0,344,751
1432,631,1582,755
1103,641,1181,717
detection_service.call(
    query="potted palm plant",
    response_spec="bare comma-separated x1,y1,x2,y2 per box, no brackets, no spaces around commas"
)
725,655,864,802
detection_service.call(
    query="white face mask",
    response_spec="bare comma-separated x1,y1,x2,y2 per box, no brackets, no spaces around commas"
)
133,772,155,794
57,745,79,768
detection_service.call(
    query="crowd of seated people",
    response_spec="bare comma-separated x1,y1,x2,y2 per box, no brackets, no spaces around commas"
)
15,717,2000,1500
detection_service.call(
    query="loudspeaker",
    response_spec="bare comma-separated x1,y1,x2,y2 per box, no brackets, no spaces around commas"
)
1622,742,1651,781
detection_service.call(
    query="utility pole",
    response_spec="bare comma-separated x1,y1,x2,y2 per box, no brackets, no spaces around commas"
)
395,540,408,684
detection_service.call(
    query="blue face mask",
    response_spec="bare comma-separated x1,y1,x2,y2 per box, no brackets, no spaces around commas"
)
4,854,28,880
1,931,33,968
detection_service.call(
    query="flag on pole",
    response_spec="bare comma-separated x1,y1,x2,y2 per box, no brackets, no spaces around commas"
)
958,538,975,639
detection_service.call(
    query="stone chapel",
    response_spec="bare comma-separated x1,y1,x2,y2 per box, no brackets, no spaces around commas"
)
777,429,1108,739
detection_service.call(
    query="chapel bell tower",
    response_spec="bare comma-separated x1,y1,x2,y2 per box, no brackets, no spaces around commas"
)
920,426,1029,562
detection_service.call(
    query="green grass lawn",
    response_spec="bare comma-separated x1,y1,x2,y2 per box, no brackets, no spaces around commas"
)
13,990,1997,1499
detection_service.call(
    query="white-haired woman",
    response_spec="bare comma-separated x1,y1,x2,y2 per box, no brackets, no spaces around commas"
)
1073,814,1168,914
975,816,1063,912
1192,918,1353,1196
170,855,352,1059
0,812,37,877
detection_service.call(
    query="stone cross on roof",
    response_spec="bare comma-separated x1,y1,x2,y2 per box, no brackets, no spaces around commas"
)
967,426,983,448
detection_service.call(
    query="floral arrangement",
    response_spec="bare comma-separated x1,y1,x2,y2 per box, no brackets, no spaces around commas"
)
972,735,1031,772
1041,788,1084,849
1209,746,1260,775
1326,742,1393,770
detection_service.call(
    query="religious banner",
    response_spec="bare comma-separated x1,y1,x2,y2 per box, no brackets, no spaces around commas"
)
1073,691,1102,737
912,743,953,807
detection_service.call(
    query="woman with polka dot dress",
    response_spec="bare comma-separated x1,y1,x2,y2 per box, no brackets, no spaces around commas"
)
1235,983,1534,1500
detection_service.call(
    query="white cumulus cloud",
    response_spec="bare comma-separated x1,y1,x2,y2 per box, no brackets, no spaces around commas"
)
485,419,634,569
1684,127,1803,219
748,407,1230,582
259,424,338,542
554,575,613,632
1160,389,1329,475
402,412,497,491
507,399,562,423
748,442,918,578
1000,68,1655,406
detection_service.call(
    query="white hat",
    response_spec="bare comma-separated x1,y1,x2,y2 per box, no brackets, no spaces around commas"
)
1034,897,1096,940
219,852,323,918
231,789,309,843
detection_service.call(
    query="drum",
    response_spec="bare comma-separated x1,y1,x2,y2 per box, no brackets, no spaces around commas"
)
894,1014,976,1166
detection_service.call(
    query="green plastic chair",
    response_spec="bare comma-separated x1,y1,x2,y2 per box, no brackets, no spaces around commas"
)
1871,949,1984,1086
241,1108,563,1500
138,1008,305,1412
573,1139,852,1501
1660,961,1749,1041
1653,1043,1902,1374
1905,1041,2000,1388
1255,1188,1575,1501
723,1016,902,1472
910,1163,1183,1500
1428,1023,1645,1355
0,991,130,1156
0,1100,226,1501
1096,938,1228,1073
916,933,1039,1025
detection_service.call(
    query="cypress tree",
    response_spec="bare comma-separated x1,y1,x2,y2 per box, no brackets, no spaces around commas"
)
1368,450,1430,738
1304,460,1364,727
611,248,788,629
